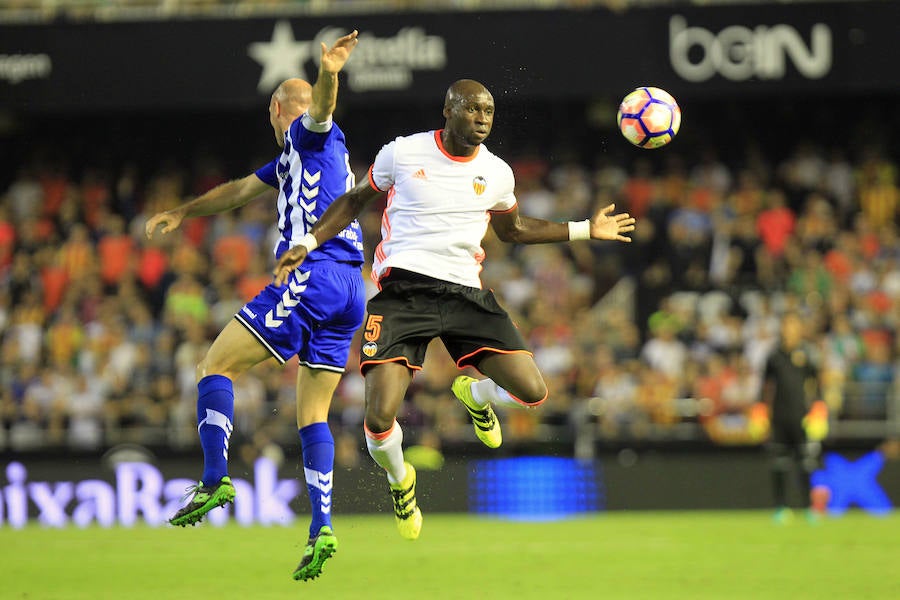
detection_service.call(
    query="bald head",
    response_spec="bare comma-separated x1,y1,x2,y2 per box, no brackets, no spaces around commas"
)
273,78,313,114
440,79,496,154
444,79,492,111
269,78,313,147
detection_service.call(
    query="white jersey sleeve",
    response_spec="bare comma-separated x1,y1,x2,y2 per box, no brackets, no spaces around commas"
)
368,139,398,192
489,163,517,213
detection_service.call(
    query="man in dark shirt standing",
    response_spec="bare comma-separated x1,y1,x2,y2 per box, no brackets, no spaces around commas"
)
762,311,821,523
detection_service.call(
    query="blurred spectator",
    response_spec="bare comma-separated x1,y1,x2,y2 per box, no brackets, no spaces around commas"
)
7,167,42,222
211,213,254,279
849,339,894,419
164,272,210,328
59,223,97,284
858,157,898,227
66,370,107,450
641,309,687,380
755,189,794,280
0,205,14,271
824,149,856,225
97,213,136,289
779,142,827,209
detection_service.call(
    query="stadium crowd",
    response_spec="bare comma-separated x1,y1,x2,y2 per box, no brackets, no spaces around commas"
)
1,109,898,466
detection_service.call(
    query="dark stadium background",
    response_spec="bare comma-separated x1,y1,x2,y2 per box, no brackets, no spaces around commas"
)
1,0,898,521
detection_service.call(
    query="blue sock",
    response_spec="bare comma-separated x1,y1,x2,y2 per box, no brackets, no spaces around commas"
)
197,375,234,485
299,422,334,537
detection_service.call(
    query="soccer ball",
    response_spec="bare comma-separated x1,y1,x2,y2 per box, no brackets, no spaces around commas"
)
616,87,681,149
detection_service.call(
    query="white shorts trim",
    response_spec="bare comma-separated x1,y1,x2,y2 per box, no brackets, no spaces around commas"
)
298,360,345,373
234,314,287,365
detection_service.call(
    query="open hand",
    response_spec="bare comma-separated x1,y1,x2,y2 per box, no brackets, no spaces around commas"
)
590,204,635,242
320,29,359,74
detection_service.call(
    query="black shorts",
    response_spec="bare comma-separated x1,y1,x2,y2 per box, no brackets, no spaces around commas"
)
359,268,530,373
768,420,819,463
770,420,807,447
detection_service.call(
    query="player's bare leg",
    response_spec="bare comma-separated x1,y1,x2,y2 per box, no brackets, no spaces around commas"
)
294,367,342,581
171,321,271,527
476,352,548,405
452,352,547,448
363,363,422,539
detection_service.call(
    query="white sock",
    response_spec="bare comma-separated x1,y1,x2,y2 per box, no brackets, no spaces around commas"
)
470,378,521,409
365,420,407,484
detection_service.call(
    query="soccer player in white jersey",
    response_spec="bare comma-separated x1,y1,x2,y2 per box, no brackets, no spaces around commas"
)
273,79,636,540
145,31,362,581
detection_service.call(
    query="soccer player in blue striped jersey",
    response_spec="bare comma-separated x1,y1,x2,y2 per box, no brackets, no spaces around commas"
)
145,30,363,582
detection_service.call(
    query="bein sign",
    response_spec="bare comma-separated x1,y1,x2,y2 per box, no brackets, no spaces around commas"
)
669,14,832,82
0,458,299,529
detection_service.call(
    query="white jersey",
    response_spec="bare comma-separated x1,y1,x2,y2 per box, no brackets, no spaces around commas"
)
367,130,517,288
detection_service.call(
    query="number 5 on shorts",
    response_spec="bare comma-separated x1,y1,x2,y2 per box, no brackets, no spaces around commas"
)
364,314,383,342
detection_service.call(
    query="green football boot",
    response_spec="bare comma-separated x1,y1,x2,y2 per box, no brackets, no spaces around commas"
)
293,525,338,581
169,477,236,527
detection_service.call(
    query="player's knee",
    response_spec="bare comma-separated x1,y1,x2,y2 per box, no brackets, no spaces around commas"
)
195,357,211,382
364,407,395,434
515,377,548,407
196,354,231,382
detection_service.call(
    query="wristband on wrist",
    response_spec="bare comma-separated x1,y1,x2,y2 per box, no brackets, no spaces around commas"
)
298,232,319,252
567,220,591,241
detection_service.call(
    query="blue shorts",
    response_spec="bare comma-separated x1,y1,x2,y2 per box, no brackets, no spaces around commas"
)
234,260,365,372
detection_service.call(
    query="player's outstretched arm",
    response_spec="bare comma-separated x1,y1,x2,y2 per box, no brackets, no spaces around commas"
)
491,208,569,244
308,30,359,123
145,174,269,239
490,203,635,244
273,179,381,286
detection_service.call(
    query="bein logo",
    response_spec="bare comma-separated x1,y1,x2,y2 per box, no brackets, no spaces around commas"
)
669,15,832,82
0,457,299,529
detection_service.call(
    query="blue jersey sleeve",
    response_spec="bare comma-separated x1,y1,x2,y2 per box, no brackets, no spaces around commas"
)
255,160,278,188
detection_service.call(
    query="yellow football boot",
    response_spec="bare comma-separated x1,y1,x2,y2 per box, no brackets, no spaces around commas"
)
452,376,502,448
389,462,423,540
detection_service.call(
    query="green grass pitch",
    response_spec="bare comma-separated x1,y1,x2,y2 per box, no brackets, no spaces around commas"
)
3,511,899,599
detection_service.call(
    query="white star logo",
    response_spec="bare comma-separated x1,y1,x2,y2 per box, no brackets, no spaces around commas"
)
248,20,313,93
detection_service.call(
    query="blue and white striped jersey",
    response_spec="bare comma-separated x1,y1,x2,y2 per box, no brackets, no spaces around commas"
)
255,113,364,264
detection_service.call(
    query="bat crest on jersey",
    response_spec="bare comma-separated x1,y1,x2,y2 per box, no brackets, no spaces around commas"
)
473,176,487,196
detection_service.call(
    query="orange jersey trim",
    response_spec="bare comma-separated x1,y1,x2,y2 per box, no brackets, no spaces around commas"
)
512,387,548,407
364,420,397,441
373,266,393,290
455,347,534,369
488,202,518,214
368,165,387,192
457,348,548,408
373,186,395,284
360,356,424,374
434,129,479,163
